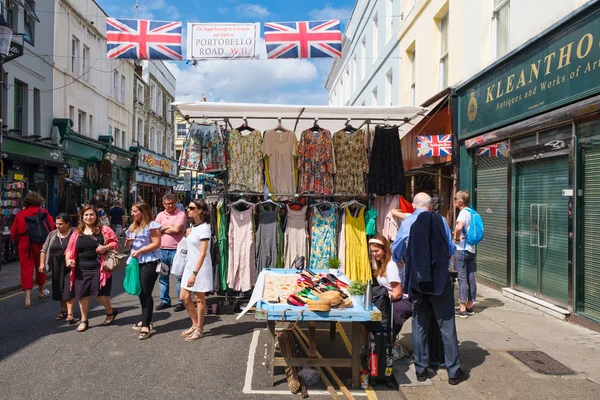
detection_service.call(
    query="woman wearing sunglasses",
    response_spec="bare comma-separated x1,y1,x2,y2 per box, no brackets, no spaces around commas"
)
179,199,213,341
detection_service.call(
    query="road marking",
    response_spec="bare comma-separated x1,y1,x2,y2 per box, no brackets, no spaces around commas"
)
0,282,50,301
244,329,368,397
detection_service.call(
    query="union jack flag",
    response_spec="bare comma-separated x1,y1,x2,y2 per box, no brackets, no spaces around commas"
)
476,142,510,157
106,18,183,60
264,20,342,59
417,135,453,157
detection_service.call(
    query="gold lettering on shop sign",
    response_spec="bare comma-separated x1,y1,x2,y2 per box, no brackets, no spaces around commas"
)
577,33,593,58
481,31,597,105
558,42,573,69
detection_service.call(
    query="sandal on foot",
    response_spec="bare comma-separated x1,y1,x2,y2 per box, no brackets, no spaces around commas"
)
102,308,119,326
55,311,68,320
23,301,31,309
39,289,50,300
138,328,152,340
184,329,203,342
66,314,76,325
77,320,89,332
180,326,197,337
132,322,153,331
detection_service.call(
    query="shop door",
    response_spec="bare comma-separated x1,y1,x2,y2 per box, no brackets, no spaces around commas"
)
513,155,569,305
579,144,600,321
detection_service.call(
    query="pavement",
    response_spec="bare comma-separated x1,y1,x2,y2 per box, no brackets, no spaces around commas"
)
1,262,600,399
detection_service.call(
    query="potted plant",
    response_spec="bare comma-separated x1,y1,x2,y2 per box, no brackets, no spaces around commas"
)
327,257,341,270
348,280,366,308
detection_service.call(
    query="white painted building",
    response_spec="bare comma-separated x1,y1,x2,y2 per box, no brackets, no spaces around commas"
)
327,0,593,109
52,0,134,149
1,0,54,138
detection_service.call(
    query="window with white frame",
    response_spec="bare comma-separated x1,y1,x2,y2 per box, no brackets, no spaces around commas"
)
410,49,416,106
360,37,366,80
150,83,156,112
137,117,144,143
158,131,164,154
387,0,394,43
114,128,120,147
150,126,156,151
82,45,89,81
71,36,80,74
120,75,125,103
439,12,449,90
69,106,75,122
177,123,187,136
385,68,393,106
113,71,119,99
137,81,144,103
493,0,510,59
371,87,378,106
157,89,163,117
372,13,378,64
23,0,36,45
121,131,127,149
166,98,172,124
77,110,85,135
89,114,93,137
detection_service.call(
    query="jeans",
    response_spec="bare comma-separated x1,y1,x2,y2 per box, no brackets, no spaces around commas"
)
158,249,181,305
411,277,462,379
455,250,477,304
139,261,159,328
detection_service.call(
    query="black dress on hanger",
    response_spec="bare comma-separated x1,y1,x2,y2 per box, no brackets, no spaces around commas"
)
367,124,405,195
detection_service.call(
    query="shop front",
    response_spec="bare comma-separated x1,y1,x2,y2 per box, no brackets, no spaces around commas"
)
401,90,454,221
104,149,134,210
133,147,179,215
452,0,600,323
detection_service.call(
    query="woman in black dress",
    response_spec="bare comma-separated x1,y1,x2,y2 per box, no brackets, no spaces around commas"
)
65,206,119,332
39,213,76,323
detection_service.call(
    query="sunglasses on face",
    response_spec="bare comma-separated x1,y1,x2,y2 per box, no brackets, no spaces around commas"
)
187,206,198,211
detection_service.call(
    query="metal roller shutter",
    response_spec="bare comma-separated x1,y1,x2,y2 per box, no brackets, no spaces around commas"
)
474,156,509,286
581,147,600,321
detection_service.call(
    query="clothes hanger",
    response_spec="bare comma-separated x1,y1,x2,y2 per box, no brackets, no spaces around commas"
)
258,195,281,211
311,118,322,132
236,117,255,132
230,196,254,211
343,118,356,132
289,194,304,211
274,117,286,132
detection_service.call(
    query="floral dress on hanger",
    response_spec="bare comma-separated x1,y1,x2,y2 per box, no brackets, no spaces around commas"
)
309,206,338,269
298,129,334,195
333,129,368,195
228,129,264,193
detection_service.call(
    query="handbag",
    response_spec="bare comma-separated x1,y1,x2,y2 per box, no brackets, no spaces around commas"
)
103,249,128,272
155,260,169,276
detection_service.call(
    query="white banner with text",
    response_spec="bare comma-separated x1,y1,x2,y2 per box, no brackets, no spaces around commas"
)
187,23,260,60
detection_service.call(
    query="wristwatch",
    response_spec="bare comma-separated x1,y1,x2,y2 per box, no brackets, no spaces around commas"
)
192,271,198,276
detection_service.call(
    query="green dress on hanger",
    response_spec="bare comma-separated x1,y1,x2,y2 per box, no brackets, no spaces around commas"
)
365,208,377,236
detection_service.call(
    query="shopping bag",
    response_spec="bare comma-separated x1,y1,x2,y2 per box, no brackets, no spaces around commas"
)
123,258,141,296
171,238,188,278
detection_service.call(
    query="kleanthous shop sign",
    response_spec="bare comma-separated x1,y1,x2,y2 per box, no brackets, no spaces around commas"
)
456,3,600,139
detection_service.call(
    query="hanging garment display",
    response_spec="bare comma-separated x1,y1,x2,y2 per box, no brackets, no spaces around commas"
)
374,195,399,234
262,129,298,198
344,207,372,284
309,206,338,269
298,128,335,195
209,202,221,292
255,206,282,272
337,209,347,273
227,206,256,292
333,129,368,195
283,205,308,268
365,207,377,236
368,125,405,195
179,122,227,172
217,201,229,291
228,129,264,193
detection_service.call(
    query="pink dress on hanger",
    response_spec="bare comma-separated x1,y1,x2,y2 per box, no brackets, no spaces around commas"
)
227,207,255,292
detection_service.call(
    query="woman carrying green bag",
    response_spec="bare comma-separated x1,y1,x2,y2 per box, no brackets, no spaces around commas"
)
124,258,141,296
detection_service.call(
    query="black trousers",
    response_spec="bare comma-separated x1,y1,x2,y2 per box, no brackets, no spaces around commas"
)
139,261,159,328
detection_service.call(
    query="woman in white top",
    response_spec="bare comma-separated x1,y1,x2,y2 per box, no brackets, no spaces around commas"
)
179,199,213,341
369,234,413,337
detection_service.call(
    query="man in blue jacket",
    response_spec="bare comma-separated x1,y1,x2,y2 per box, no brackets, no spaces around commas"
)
392,192,469,385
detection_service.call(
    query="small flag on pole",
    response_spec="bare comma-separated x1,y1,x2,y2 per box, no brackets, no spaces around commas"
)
264,20,342,59
106,18,183,60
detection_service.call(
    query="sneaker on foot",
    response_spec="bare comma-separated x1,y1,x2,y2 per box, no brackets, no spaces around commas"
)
173,303,185,312
455,309,469,319
466,308,475,316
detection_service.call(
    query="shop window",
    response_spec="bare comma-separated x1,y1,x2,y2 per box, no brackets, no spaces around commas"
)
493,0,510,59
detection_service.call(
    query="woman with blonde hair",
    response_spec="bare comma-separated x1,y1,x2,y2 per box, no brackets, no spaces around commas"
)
65,206,119,332
179,198,213,341
125,201,161,339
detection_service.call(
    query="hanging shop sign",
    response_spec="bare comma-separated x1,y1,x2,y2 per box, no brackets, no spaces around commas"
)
417,135,453,157
456,3,600,139
183,171,192,190
187,23,260,60
4,40,24,63
137,148,178,177
134,171,179,187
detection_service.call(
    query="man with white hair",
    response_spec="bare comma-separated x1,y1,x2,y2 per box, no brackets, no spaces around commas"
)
392,192,469,385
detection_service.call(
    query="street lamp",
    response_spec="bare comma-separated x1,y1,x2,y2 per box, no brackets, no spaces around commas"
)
0,15,13,175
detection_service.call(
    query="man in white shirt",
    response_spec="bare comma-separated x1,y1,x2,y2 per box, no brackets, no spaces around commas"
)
453,190,477,318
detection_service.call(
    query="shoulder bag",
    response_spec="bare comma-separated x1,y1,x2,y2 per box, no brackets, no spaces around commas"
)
104,249,128,272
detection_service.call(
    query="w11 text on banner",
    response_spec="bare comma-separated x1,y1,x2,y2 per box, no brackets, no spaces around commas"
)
187,23,260,60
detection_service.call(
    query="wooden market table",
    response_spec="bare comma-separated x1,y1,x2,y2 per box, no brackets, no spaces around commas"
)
254,269,381,389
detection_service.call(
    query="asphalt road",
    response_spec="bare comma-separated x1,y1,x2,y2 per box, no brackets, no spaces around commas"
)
0,270,403,400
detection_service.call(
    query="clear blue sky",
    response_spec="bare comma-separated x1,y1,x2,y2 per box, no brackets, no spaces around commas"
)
96,0,355,104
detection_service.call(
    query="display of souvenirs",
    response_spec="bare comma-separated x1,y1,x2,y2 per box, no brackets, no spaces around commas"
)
1,182,26,218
